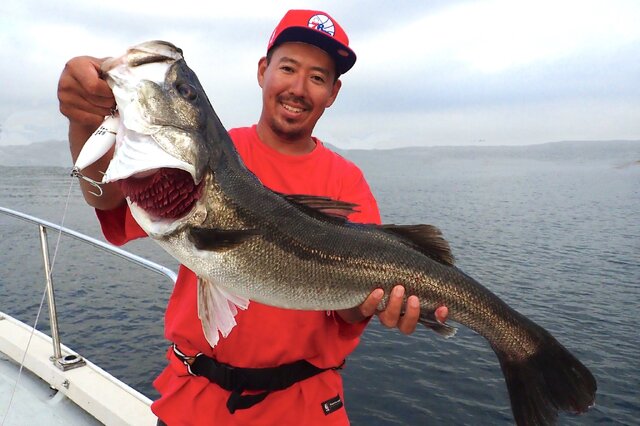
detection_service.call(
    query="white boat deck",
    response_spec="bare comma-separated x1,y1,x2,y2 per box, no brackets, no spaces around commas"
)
0,351,100,425
0,312,157,426
0,207,175,426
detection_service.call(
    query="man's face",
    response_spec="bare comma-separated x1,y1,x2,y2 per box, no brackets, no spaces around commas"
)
257,42,341,143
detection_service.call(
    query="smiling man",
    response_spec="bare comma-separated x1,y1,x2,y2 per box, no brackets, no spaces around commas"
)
257,41,341,155
57,9,447,425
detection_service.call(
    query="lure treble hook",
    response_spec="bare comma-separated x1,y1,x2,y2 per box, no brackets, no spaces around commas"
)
70,167,104,197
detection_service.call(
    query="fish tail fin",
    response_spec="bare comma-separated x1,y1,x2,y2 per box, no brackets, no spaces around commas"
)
494,334,597,426
197,278,249,348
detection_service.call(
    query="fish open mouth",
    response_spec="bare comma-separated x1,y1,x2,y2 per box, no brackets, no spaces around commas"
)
117,168,202,220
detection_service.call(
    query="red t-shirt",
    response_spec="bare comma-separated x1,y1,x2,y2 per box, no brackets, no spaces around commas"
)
96,126,381,425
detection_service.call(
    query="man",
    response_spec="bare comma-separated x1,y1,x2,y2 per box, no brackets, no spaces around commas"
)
58,9,447,425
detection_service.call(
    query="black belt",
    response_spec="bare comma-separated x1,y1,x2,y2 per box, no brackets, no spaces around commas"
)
172,344,344,413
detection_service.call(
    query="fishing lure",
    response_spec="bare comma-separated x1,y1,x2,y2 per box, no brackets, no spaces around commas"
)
70,113,120,196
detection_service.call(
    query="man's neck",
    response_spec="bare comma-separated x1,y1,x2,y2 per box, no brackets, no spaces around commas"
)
256,121,316,156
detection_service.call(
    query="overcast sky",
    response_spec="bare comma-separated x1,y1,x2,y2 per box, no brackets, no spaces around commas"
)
1,0,639,149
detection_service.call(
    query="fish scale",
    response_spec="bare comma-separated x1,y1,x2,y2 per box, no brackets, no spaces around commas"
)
95,40,597,426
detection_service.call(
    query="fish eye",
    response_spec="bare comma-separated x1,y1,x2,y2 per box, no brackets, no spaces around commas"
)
176,82,198,101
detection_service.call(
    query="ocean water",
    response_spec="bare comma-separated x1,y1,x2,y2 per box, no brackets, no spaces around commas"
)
0,145,638,425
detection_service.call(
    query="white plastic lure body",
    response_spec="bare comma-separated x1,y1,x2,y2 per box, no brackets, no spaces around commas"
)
73,114,119,171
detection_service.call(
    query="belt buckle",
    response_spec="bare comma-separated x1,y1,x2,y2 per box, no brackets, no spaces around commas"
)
172,344,199,370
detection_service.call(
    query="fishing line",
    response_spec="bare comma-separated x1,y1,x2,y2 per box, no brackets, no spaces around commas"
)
2,177,76,426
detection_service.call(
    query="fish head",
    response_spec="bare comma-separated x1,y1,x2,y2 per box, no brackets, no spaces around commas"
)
101,40,219,235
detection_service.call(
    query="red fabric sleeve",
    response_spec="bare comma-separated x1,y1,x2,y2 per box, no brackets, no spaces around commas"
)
94,202,147,246
340,167,381,226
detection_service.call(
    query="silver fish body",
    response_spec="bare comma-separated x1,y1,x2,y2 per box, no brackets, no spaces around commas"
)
97,41,596,426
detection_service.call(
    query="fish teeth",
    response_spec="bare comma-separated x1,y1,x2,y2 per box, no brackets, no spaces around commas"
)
120,168,200,220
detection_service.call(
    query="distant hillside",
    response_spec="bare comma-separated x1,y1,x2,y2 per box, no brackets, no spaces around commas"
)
1,139,638,168
341,140,640,167
0,140,72,167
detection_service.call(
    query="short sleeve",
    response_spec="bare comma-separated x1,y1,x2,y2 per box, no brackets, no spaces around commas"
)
95,203,147,246
339,167,381,225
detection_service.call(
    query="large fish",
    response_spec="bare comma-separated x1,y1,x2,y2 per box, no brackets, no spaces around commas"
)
76,41,596,425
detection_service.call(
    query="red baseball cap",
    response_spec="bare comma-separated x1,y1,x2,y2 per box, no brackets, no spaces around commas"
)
267,9,356,75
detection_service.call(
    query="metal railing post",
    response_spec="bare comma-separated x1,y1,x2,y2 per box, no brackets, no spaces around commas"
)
38,225,86,371
2,205,176,371
38,225,63,360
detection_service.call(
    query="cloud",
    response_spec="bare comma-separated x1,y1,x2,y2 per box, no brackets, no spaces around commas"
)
0,110,68,146
356,0,640,73
0,0,639,148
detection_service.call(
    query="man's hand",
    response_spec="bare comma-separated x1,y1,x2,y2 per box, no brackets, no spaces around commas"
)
58,56,115,127
58,55,125,210
336,285,448,335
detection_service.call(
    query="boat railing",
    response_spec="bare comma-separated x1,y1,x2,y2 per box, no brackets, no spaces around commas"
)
0,206,177,371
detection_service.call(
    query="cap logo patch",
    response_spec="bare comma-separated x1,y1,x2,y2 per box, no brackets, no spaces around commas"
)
308,14,335,37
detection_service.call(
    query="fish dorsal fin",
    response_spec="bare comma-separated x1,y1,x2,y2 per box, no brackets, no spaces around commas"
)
381,224,455,266
282,193,359,221
188,227,260,251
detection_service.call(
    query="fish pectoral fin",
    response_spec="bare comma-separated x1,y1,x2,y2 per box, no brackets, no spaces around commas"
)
281,193,360,220
188,227,260,251
197,277,250,348
419,311,457,338
380,224,455,266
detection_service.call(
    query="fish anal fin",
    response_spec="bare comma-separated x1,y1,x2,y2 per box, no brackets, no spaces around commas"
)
281,193,359,220
197,277,249,348
189,227,259,251
419,310,457,338
381,224,455,266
